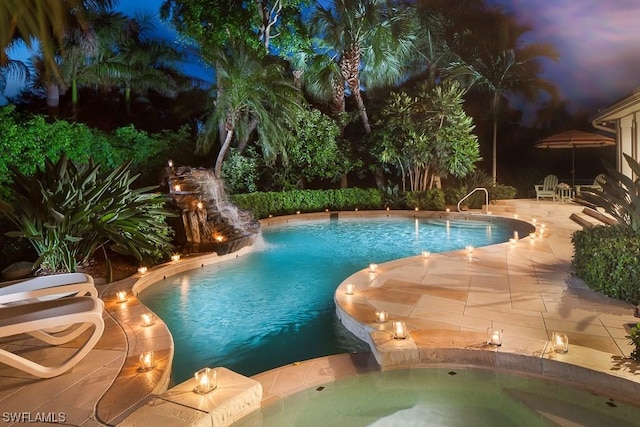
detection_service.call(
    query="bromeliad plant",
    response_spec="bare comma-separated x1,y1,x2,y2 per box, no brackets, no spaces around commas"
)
0,155,174,278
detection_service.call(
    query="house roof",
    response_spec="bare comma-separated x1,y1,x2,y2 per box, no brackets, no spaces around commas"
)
592,87,640,122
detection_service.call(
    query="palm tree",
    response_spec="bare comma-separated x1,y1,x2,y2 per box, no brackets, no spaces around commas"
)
0,0,116,83
198,44,305,178
450,7,558,181
311,0,419,134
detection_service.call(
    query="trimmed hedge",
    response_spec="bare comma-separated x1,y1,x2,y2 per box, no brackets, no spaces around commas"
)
231,188,383,219
572,225,640,304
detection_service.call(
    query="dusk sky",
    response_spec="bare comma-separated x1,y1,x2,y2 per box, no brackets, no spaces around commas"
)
5,0,640,115
489,0,640,112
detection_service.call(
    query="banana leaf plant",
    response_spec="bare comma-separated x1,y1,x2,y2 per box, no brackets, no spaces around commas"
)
0,155,174,278
580,154,640,232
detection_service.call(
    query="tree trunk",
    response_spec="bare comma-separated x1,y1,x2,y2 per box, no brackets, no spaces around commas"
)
340,173,348,188
341,45,370,134
71,78,79,112
46,83,60,108
214,129,235,178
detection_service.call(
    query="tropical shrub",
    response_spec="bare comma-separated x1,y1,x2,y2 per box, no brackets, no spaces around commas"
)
222,149,260,194
0,106,187,199
571,225,640,304
0,156,174,278
372,81,480,192
382,185,406,209
405,189,446,211
231,188,383,219
489,184,517,202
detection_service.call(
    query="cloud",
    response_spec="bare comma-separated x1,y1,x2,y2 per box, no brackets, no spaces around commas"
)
492,0,640,110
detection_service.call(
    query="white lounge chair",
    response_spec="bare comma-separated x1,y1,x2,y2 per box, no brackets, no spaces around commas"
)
0,296,105,378
0,273,96,306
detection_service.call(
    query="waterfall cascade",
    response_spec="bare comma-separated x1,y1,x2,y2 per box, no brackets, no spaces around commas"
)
167,166,260,254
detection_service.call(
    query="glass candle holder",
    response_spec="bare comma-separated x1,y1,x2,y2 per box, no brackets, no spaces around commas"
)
171,254,181,262
487,328,503,346
116,291,127,303
139,351,155,371
375,311,388,324
194,367,218,394
393,321,407,339
345,283,354,295
422,250,431,259
137,266,148,275
369,263,378,273
551,332,569,354
141,312,154,327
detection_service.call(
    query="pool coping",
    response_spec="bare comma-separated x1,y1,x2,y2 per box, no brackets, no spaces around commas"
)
108,205,640,424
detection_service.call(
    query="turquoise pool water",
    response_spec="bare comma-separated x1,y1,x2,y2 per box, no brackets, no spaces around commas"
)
235,367,640,427
139,216,518,383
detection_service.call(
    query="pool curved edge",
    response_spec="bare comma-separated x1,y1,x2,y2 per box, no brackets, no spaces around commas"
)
103,206,640,424
333,214,640,408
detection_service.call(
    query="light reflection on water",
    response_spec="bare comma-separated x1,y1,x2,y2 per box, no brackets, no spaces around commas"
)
139,217,514,383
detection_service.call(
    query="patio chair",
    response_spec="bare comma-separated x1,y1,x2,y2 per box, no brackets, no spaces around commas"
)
575,174,606,196
0,273,96,306
0,296,105,378
534,174,559,201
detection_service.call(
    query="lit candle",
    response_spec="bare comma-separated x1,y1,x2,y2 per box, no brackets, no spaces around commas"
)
386,206,390,211
139,351,154,370
167,159,173,168
393,321,407,339
137,266,148,275
141,313,154,326
422,250,431,258
414,207,419,211
375,311,388,324
194,367,217,394
466,245,474,254
174,184,181,192
532,218,537,224
513,214,519,219
197,201,204,210
551,332,569,354
487,328,502,346
296,211,301,214
345,283,354,295
529,232,536,240
355,208,358,211
171,254,181,262
540,223,546,229
509,238,516,246
513,231,519,240
445,208,451,213
116,291,127,303
369,263,378,273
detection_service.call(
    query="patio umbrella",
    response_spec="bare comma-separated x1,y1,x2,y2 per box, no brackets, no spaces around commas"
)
534,130,615,188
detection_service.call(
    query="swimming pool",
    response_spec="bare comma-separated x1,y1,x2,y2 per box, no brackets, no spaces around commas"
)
139,215,522,383
235,367,640,427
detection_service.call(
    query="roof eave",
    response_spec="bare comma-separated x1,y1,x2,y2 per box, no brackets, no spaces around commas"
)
591,88,640,122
